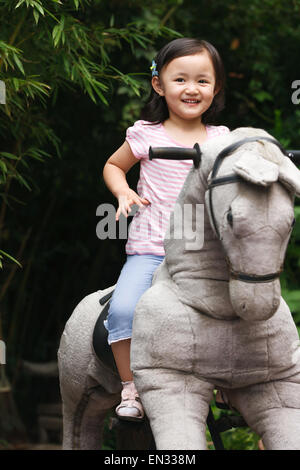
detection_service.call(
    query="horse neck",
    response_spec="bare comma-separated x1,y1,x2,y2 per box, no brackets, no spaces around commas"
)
165,168,229,282
163,168,235,318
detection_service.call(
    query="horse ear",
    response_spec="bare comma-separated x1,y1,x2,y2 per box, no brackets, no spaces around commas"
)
278,156,300,197
233,151,279,186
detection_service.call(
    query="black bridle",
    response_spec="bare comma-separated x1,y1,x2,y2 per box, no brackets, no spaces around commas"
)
207,136,289,283
149,136,295,284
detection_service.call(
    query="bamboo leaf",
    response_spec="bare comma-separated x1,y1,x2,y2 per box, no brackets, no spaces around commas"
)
131,34,147,49
34,2,44,16
0,250,22,268
15,0,25,8
12,78,20,91
15,173,31,191
0,160,7,174
93,84,108,105
12,53,25,75
0,152,19,160
33,9,39,24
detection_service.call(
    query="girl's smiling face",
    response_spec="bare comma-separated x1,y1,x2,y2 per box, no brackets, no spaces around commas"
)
152,51,218,124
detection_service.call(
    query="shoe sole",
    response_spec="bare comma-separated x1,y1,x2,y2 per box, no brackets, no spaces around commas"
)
116,414,145,423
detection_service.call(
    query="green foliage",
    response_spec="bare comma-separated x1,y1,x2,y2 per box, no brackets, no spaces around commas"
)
282,205,300,335
206,397,261,451
215,427,260,451
0,0,180,210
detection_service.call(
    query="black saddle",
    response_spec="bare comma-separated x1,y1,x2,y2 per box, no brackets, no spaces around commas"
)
92,289,118,373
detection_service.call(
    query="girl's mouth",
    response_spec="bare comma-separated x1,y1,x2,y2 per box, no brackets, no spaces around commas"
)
182,99,200,104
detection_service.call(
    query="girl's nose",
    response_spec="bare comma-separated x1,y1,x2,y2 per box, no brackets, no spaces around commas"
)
185,82,198,93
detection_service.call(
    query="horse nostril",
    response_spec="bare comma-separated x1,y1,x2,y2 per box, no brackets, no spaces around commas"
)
241,303,246,310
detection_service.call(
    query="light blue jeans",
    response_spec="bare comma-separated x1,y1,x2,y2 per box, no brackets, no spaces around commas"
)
104,254,164,345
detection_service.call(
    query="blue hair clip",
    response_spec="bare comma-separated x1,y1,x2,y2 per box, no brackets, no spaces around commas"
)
150,60,158,77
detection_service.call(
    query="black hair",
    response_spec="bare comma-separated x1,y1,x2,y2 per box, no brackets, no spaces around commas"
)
140,37,226,125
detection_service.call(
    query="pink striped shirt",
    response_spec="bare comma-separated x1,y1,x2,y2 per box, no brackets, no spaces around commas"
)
125,120,230,255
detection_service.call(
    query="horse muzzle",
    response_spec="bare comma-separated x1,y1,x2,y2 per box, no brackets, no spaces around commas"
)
229,277,281,321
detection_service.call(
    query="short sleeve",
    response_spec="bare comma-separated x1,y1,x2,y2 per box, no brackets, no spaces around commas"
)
126,120,150,160
206,125,230,140
218,125,230,134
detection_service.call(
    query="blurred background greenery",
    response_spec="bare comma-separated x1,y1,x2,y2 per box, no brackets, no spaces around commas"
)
0,0,300,450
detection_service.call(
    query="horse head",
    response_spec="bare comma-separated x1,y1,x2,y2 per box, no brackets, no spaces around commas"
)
205,128,300,321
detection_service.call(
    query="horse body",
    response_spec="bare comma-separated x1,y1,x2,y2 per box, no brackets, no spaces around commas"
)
131,128,300,450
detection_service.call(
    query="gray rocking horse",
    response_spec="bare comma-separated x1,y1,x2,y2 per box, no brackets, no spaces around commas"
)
131,127,300,450
58,127,300,450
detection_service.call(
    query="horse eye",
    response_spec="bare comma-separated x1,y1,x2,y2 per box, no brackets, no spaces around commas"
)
292,218,296,228
227,210,233,227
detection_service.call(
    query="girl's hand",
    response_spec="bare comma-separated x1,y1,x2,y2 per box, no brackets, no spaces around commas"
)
116,189,150,221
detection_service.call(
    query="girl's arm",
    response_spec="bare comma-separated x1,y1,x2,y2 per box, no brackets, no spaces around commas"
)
103,141,150,221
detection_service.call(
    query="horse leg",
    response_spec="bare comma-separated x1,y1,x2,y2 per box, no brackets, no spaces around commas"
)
77,397,109,450
60,380,119,450
227,378,300,450
134,368,214,450
61,400,77,450
58,365,84,449
76,387,121,450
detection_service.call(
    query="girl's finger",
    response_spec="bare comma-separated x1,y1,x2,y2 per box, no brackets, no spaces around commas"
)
140,198,150,205
133,197,145,207
116,208,122,221
116,206,128,221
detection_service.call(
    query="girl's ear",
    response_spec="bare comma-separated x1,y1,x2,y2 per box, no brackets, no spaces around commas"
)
213,84,220,97
151,76,164,96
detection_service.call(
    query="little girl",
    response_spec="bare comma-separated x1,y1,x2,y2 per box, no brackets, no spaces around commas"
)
103,37,230,421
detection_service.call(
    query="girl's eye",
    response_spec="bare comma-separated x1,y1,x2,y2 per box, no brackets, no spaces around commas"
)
199,79,208,84
175,78,185,82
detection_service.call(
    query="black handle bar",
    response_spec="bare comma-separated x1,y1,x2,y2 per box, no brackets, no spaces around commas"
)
149,146,300,165
287,150,300,163
149,143,202,168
